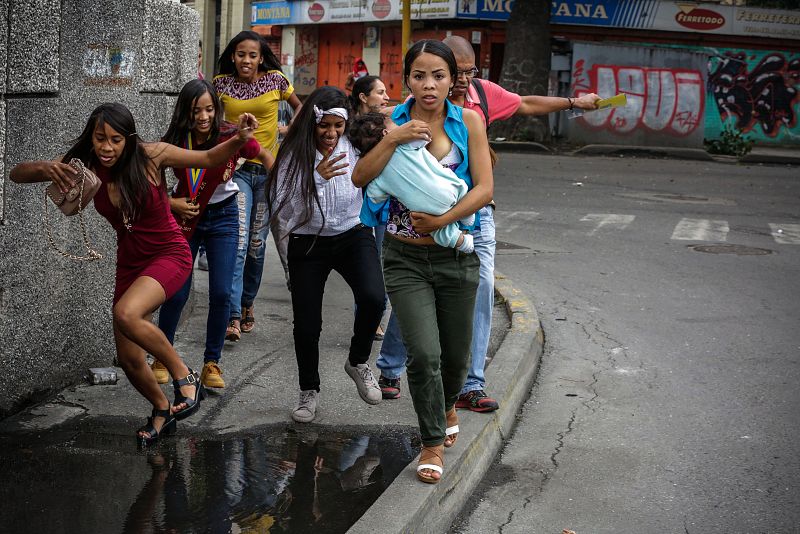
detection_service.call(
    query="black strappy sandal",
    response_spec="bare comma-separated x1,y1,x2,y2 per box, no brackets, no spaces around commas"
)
172,369,205,421
137,407,176,448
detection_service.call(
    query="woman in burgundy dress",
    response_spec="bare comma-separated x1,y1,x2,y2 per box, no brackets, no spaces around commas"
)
10,102,258,446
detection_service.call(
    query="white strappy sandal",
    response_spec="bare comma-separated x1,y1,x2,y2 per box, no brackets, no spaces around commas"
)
417,445,444,484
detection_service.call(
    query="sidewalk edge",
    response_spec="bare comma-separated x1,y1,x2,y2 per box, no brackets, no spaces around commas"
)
573,144,714,161
347,271,544,534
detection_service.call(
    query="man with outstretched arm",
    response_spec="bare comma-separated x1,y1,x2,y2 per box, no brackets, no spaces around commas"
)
375,35,600,413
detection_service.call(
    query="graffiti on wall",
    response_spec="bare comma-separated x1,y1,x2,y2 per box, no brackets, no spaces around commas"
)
572,59,704,136
708,51,800,138
294,27,318,95
83,44,134,86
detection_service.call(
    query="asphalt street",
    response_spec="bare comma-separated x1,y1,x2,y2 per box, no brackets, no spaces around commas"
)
451,154,800,533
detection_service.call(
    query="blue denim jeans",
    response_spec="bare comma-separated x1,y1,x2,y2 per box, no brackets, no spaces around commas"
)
229,164,269,320
376,206,496,394
461,205,495,394
374,222,406,379
158,194,239,362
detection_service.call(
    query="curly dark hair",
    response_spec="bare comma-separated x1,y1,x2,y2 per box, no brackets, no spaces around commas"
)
348,112,387,155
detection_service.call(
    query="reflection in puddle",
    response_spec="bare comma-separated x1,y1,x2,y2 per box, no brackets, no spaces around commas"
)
1,427,418,533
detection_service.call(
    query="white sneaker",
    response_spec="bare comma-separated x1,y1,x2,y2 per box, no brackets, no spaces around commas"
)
292,389,318,423
344,362,382,405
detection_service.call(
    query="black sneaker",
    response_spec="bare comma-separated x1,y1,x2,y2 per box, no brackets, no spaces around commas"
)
378,375,401,400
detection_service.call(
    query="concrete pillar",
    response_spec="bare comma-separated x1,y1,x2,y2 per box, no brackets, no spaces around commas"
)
0,0,200,418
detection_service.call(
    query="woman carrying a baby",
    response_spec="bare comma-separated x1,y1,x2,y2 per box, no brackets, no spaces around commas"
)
352,39,494,485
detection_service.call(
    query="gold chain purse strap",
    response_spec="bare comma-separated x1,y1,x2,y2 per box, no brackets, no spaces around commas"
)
43,159,103,261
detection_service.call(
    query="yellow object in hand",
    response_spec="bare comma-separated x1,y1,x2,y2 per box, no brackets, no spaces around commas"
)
596,94,628,110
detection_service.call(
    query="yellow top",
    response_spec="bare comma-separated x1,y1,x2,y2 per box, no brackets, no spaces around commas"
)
213,70,294,160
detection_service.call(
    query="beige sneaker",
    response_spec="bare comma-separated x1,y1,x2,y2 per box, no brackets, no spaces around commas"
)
201,361,225,388
151,360,170,384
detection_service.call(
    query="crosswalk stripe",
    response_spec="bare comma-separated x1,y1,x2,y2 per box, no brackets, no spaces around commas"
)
671,218,729,241
496,211,540,233
580,214,636,235
769,223,800,245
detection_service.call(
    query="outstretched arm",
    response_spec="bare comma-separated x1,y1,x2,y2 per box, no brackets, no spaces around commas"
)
516,93,600,116
149,113,258,170
10,157,78,193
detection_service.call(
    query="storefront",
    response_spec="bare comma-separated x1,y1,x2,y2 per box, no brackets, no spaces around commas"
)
252,0,800,144
251,0,512,100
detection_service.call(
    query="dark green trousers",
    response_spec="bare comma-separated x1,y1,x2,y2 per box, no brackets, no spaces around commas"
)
382,237,480,446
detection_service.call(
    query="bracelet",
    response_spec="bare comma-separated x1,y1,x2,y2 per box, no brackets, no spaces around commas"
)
567,97,574,111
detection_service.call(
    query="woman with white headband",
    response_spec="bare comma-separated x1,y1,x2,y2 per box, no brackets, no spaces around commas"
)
267,86,386,423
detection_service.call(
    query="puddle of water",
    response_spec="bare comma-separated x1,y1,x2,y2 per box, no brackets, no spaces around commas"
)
0,426,419,533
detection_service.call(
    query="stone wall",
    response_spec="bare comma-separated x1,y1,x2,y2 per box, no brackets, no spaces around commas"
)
0,0,199,417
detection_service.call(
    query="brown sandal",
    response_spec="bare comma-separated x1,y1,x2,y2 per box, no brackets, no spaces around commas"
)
416,444,444,484
241,306,255,333
444,407,459,448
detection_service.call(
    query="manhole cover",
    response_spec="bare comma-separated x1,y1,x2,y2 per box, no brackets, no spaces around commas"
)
690,244,772,255
496,240,529,250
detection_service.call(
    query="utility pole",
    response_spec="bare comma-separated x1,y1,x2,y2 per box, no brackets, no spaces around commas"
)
401,0,411,98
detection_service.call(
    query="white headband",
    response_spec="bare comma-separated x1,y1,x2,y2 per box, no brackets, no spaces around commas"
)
314,105,349,124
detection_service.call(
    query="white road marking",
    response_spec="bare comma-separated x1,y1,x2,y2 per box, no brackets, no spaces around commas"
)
671,218,729,241
580,214,636,235
769,223,800,244
496,211,540,233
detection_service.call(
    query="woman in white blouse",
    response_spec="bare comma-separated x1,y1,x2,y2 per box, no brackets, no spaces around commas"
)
267,86,385,423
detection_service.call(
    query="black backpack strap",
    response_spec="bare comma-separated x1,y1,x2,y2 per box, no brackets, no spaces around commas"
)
471,78,490,129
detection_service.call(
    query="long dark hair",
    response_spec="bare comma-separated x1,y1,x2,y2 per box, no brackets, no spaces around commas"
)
162,79,227,147
267,86,351,237
63,103,152,222
217,31,282,76
404,39,458,87
349,75,381,115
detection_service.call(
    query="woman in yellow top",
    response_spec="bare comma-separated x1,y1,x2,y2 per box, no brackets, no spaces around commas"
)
214,31,302,344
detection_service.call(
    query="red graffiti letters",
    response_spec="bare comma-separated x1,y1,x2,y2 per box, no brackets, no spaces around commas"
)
573,65,705,136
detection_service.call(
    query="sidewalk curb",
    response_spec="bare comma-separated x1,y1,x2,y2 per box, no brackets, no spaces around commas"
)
739,151,800,165
572,144,714,161
490,140,551,153
347,272,544,534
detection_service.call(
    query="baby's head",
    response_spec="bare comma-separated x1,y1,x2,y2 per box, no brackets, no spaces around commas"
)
349,112,390,155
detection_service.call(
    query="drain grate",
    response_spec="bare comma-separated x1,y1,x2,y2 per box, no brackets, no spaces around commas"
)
690,244,772,255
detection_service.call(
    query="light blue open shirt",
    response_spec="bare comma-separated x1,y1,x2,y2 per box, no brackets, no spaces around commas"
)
365,138,474,248
359,98,480,231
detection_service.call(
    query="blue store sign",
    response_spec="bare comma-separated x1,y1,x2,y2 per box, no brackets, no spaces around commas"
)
550,0,651,27
456,0,659,26
252,1,294,25
457,0,514,20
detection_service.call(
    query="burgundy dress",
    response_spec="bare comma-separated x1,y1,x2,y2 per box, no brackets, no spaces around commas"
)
92,165,192,304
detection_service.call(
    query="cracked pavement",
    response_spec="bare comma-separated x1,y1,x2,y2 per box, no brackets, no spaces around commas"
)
450,153,800,533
